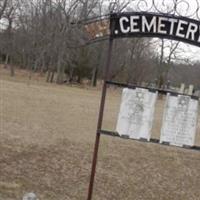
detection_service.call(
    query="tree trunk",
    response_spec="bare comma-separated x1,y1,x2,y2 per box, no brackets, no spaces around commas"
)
46,70,51,82
158,39,164,88
56,55,64,84
4,54,9,69
10,64,15,77
91,66,98,87
40,56,46,74
22,52,27,69
69,68,74,83
33,59,38,72
10,57,14,77
77,74,81,84
50,71,55,83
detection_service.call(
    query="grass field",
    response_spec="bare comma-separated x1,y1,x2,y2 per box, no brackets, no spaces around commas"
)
0,66,200,200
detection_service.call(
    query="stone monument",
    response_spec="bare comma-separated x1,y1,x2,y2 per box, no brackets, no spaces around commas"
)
116,88,158,141
160,94,199,147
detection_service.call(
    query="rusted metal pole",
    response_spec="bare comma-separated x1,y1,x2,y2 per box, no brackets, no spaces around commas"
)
87,37,113,200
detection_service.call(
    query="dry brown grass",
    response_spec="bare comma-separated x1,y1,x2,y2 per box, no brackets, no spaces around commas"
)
0,66,200,200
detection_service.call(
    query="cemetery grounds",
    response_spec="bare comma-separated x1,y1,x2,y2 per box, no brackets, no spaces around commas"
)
0,65,200,200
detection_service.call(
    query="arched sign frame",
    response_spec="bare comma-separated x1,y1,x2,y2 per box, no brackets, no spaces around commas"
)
111,12,200,47
86,8,200,200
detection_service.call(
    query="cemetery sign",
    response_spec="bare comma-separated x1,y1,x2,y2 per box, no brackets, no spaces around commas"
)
110,12,200,47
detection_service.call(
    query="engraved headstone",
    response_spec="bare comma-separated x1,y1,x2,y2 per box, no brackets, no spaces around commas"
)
160,94,199,147
116,88,158,141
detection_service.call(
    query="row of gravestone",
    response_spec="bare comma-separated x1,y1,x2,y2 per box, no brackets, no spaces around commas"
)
142,82,200,97
116,88,199,147
179,84,200,97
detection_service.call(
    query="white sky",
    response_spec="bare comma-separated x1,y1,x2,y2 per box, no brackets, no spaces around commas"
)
179,43,200,62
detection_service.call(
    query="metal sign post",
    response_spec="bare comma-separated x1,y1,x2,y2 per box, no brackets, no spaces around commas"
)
87,37,113,200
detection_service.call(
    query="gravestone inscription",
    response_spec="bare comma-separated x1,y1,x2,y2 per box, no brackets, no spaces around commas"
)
160,94,199,147
116,88,158,141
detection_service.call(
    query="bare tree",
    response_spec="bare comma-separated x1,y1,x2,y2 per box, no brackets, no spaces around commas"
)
0,0,17,76
154,39,183,88
0,0,8,19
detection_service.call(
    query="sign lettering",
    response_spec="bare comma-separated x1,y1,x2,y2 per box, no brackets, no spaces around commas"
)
111,12,200,47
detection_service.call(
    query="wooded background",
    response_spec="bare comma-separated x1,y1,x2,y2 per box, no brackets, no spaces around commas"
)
1,0,200,88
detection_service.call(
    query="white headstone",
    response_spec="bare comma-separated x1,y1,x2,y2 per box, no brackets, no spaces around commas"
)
160,94,199,147
116,88,158,141
179,83,185,94
188,84,194,95
23,193,38,200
